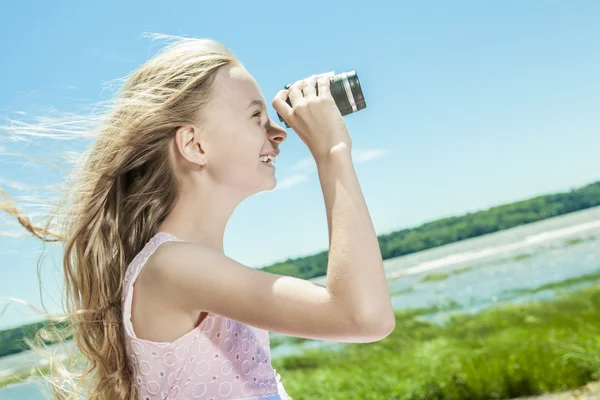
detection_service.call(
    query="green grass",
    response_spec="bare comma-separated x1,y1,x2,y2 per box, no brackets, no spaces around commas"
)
390,287,415,296
0,364,51,389
4,278,600,398
565,238,584,246
419,273,451,283
273,282,600,400
417,265,476,284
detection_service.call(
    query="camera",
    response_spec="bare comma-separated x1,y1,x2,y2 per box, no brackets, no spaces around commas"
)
276,71,366,128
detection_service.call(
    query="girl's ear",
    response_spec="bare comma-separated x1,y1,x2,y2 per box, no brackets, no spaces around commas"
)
175,125,207,168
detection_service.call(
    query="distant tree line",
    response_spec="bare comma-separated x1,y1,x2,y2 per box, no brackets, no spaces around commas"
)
260,181,600,278
0,319,70,358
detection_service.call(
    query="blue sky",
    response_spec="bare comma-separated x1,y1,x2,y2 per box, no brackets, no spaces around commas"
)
1,0,599,329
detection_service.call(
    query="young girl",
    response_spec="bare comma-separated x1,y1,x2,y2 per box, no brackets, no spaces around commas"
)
3,37,395,399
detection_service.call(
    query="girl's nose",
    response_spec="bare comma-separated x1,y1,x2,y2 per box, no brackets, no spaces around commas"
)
268,119,287,143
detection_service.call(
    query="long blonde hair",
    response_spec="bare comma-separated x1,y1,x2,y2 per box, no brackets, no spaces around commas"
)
0,35,238,399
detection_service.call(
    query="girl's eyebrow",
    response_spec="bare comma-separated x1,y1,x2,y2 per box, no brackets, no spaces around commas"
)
247,99,265,110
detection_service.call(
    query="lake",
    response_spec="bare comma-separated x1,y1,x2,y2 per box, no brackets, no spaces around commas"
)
2,206,600,399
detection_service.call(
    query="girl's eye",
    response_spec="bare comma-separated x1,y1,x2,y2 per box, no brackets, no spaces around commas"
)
253,111,265,126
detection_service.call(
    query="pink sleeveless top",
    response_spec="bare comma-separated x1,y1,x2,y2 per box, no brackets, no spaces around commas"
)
122,232,291,399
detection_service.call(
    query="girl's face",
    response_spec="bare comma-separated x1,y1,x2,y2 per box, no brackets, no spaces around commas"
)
193,63,287,194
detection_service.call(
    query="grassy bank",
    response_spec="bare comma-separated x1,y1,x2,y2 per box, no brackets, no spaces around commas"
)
0,364,51,389
2,282,599,398
272,282,600,400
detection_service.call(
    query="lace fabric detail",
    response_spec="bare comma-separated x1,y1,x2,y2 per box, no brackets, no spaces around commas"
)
122,232,290,399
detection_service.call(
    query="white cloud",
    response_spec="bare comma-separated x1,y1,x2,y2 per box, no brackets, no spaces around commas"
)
289,148,388,172
352,148,389,163
274,148,388,192
0,229,25,238
291,157,316,173
0,179,30,191
274,174,309,191
15,90,40,97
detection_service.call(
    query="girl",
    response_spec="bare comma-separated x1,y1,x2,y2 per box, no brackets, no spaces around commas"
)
2,37,395,399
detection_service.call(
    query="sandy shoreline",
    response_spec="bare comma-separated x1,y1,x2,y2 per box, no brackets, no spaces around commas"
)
510,381,600,399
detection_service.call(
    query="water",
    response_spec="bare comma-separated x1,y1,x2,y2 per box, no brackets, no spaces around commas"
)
273,206,600,357
0,341,75,400
2,206,600,398
0,380,47,400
